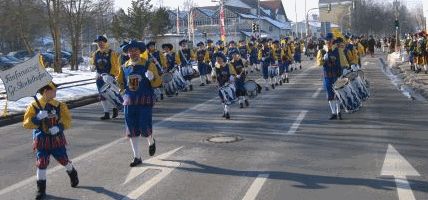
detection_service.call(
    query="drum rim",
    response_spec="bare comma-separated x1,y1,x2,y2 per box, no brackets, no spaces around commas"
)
334,77,349,89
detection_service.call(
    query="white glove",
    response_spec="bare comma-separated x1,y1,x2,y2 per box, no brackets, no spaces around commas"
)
36,110,48,120
49,126,60,135
95,73,101,79
90,65,96,72
262,57,266,61
323,53,329,61
236,75,241,79
145,70,154,81
229,75,235,82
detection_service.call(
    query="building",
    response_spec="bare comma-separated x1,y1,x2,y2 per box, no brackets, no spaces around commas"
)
166,0,292,43
319,0,353,34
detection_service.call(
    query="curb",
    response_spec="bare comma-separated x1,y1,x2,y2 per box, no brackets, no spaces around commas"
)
0,94,99,127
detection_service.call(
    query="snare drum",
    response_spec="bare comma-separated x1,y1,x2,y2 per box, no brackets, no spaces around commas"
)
219,83,237,105
99,82,124,111
333,77,361,113
172,68,187,91
244,80,258,98
162,72,176,96
268,65,279,78
345,71,369,101
180,65,194,79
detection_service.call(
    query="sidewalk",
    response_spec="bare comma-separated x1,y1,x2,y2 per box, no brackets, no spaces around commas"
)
386,52,428,100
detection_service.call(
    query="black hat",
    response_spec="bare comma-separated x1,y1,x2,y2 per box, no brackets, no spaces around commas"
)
120,41,128,48
179,39,188,46
216,40,224,45
215,52,227,62
207,39,213,43
147,41,156,47
273,40,279,44
228,40,235,45
333,37,344,44
122,40,146,53
197,42,205,47
162,43,173,50
94,35,107,43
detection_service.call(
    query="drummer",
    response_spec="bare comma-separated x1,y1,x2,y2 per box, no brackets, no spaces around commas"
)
317,33,343,120
147,41,167,100
175,39,196,91
212,53,237,119
162,43,179,96
229,49,249,108
196,42,211,86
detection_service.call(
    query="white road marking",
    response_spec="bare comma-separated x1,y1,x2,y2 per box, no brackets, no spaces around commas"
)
311,88,322,98
0,94,217,196
242,174,270,200
286,110,308,135
381,144,420,200
121,147,183,200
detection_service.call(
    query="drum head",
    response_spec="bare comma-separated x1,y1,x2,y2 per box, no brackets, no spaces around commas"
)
334,78,349,90
244,80,257,91
162,72,173,83
357,70,364,80
344,71,358,80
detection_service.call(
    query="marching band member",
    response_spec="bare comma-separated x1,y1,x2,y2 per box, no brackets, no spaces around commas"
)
230,49,249,108
147,41,167,100
90,35,121,120
117,40,161,167
415,32,427,74
213,53,237,119
248,42,259,73
175,39,196,91
293,40,302,70
238,40,250,74
227,41,239,62
206,39,216,77
162,43,176,72
119,41,130,65
214,40,228,60
23,82,79,200
196,42,211,86
318,33,343,120
258,39,274,90
272,40,282,86
280,38,292,83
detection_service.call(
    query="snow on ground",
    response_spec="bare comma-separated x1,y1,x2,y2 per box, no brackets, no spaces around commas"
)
0,64,98,116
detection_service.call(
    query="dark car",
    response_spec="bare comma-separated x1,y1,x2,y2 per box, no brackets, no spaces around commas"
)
7,50,35,60
47,50,83,64
0,56,19,70
40,53,69,68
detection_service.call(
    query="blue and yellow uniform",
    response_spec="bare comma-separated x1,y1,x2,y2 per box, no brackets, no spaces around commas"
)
23,94,72,169
117,58,161,137
90,49,120,97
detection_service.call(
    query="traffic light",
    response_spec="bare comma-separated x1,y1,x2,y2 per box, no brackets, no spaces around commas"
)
252,23,257,33
327,3,331,12
256,24,260,32
394,20,399,28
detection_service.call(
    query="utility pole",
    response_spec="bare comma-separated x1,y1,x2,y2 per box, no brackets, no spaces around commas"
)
258,0,261,38
295,0,298,38
394,0,400,52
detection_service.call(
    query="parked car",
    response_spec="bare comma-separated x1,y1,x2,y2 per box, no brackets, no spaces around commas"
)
0,56,19,70
7,50,35,60
46,50,83,64
40,53,69,68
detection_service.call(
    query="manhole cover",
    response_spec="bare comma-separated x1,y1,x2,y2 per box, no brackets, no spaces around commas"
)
206,135,243,143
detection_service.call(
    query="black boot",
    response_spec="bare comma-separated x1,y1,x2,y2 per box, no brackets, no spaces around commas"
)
129,157,142,167
271,84,275,89
160,94,164,100
149,139,156,156
189,85,193,91
67,168,79,188
112,108,119,119
240,103,244,108
35,180,46,200
206,79,211,84
100,112,110,120
279,80,283,85
329,114,337,120
200,83,205,86
225,112,230,120
286,77,289,83
222,112,226,118
338,112,343,120
245,100,249,107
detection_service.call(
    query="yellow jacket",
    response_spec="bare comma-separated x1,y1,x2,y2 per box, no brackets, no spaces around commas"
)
117,58,162,90
175,49,196,66
357,43,365,57
316,49,325,66
90,49,121,78
23,97,72,130
338,47,349,68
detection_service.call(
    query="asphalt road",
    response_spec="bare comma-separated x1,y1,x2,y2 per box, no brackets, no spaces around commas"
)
0,53,427,200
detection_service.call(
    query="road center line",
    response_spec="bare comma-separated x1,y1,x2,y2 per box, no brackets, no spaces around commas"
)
286,110,308,135
242,174,270,200
311,88,322,98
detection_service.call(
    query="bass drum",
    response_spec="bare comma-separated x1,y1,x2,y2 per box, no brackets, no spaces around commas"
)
333,77,361,113
219,83,237,105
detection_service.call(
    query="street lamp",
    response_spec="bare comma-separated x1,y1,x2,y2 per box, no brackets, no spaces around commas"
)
305,8,319,38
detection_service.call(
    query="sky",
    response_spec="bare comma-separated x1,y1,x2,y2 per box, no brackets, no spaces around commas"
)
114,0,319,21
114,0,427,23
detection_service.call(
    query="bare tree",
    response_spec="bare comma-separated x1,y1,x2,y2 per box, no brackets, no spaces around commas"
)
45,0,63,72
62,0,92,70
